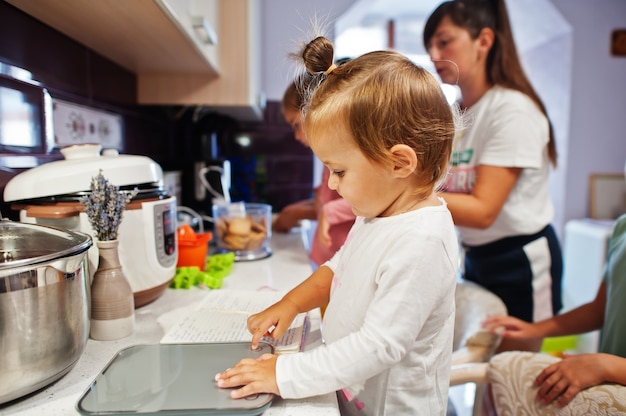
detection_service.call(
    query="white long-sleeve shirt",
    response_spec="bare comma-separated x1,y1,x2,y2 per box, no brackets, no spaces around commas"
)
276,201,459,415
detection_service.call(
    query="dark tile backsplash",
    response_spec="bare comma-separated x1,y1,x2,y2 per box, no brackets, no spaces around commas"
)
0,2,135,106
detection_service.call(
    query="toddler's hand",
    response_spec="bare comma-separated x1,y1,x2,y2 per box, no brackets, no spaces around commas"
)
247,299,299,348
215,354,279,398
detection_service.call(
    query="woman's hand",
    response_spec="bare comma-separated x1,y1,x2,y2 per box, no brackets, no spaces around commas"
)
215,354,279,398
247,299,300,348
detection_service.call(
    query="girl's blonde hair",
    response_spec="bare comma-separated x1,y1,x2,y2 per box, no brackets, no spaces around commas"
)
299,36,456,198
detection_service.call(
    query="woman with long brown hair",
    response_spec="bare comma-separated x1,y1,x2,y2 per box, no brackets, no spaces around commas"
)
424,0,563,353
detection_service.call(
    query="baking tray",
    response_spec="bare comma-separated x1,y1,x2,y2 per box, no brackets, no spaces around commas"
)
76,342,274,416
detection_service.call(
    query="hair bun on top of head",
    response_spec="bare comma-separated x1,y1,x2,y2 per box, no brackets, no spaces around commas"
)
302,36,336,76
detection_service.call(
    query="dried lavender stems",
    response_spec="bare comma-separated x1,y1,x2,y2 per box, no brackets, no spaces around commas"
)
81,170,138,241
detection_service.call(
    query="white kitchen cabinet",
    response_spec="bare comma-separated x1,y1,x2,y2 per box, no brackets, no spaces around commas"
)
5,0,219,75
154,0,220,73
138,0,265,121
6,0,264,121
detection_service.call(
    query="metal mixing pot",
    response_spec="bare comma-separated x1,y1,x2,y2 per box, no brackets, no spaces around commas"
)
0,220,92,404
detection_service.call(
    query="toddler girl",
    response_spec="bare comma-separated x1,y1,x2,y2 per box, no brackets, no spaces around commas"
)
216,35,459,415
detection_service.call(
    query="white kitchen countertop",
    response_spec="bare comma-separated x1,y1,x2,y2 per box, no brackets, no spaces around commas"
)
0,229,339,416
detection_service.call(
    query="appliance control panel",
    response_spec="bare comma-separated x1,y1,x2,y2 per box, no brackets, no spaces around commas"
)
52,99,123,150
152,198,178,268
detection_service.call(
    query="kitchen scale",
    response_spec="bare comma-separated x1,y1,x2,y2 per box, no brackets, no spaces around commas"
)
76,342,274,416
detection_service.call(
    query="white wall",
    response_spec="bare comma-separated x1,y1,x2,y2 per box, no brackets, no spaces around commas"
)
261,0,626,236
262,0,355,102
551,0,626,227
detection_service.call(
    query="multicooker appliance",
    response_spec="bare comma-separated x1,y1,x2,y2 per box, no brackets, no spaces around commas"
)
3,144,177,307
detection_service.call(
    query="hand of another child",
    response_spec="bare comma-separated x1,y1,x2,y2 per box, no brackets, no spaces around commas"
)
215,354,279,398
317,211,332,248
534,353,608,407
273,200,316,232
247,299,300,349
482,315,543,340
273,207,301,232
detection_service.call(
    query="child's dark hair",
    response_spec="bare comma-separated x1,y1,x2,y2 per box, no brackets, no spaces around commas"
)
299,36,456,199
282,81,303,114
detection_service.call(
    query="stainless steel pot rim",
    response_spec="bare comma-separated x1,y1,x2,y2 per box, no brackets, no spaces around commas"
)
0,221,92,270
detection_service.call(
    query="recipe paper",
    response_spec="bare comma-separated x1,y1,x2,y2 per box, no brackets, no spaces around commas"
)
160,289,309,354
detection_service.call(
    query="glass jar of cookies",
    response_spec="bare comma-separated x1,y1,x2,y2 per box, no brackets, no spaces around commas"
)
213,202,272,261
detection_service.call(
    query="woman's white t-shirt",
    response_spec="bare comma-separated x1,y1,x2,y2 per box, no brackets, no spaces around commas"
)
444,85,554,246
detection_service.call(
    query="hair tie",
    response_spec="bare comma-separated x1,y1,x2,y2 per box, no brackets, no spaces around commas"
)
324,64,337,76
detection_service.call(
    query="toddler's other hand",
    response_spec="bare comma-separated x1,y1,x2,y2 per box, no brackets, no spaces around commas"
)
215,354,279,398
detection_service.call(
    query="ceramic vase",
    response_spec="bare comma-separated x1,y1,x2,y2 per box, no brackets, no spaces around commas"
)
90,239,135,340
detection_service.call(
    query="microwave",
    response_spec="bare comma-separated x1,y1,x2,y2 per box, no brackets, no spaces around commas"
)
0,73,53,155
